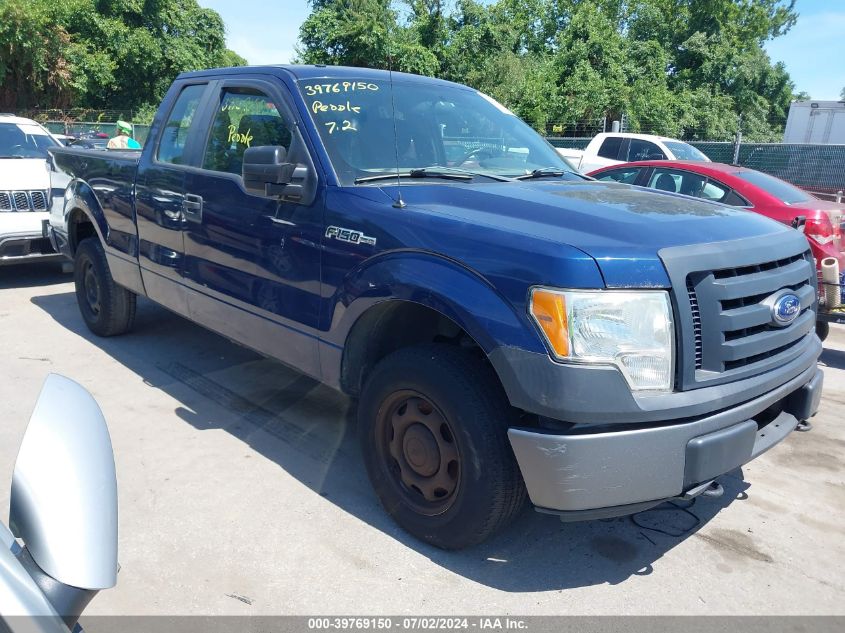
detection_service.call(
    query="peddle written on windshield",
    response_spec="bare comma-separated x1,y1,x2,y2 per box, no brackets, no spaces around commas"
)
303,81,380,134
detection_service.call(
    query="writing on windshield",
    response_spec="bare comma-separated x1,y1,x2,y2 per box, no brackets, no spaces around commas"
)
298,78,571,185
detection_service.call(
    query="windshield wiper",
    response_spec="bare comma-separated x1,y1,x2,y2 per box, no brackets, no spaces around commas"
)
355,168,473,184
514,168,571,180
425,166,515,182
354,166,516,184
0,155,25,159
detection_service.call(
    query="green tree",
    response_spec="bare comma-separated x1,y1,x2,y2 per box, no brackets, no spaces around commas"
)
0,0,75,109
0,0,246,112
295,0,800,140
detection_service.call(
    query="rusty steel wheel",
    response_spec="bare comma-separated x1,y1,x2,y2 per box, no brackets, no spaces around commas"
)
377,391,461,516
359,344,527,549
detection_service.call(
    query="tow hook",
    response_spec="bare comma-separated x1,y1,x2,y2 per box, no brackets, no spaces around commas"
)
680,479,724,500
795,420,813,432
701,481,724,498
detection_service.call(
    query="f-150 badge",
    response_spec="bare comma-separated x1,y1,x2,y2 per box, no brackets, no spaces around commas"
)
325,226,377,246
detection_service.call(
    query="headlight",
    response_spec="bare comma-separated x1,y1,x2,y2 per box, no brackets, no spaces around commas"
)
529,288,674,391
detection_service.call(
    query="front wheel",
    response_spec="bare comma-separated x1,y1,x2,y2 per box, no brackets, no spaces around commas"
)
817,320,830,343
74,238,137,337
358,344,526,549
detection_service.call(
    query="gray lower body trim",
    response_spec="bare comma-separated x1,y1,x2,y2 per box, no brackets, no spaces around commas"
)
507,366,822,513
489,334,821,424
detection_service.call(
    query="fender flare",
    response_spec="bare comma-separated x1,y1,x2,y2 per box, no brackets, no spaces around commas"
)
63,179,108,254
323,251,548,396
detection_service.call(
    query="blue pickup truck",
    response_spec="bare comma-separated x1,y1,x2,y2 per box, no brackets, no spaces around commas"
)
49,65,823,549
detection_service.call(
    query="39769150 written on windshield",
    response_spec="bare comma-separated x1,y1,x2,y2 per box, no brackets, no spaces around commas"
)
297,78,572,185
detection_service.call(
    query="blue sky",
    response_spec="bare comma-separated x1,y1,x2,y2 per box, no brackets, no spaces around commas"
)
201,0,845,100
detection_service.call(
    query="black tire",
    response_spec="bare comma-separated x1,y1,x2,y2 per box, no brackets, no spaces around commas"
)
358,344,526,549
74,237,137,337
817,320,830,343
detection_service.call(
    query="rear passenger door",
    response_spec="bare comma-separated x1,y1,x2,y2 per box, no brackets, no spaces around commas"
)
181,78,323,377
135,81,212,314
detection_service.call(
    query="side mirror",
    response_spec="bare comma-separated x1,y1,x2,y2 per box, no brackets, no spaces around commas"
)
243,145,308,202
9,374,118,591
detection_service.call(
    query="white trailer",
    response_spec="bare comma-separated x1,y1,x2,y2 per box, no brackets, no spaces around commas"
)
783,100,845,144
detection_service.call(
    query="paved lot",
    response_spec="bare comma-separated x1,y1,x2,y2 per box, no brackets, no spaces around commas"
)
0,262,843,616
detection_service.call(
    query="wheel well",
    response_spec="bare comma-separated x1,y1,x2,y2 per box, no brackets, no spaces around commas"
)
68,209,96,255
341,301,489,397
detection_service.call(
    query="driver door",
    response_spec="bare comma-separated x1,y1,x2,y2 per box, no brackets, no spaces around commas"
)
181,78,324,377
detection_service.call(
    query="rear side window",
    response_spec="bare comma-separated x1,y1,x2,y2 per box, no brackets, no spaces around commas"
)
723,190,750,206
648,168,730,202
700,180,729,202
202,87,292,176
595,168,641,184
157,84,206,165
597,136,623,159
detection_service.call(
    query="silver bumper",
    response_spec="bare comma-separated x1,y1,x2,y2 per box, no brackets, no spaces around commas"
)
508,364,823,517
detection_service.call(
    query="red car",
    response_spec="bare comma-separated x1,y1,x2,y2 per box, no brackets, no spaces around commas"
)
588,160,845,270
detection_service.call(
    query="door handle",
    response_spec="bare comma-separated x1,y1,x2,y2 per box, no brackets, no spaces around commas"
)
182,194,203,222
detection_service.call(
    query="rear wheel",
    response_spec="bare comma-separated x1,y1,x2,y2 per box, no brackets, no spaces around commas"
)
74,238,136,337
358,344,526,549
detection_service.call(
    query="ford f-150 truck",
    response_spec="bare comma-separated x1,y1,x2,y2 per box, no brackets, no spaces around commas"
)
48,65,823,550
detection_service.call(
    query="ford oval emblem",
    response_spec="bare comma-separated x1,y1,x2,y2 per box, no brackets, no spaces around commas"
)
772,293,801,326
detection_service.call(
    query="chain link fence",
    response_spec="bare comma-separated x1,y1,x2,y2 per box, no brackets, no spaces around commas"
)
43,121,152,144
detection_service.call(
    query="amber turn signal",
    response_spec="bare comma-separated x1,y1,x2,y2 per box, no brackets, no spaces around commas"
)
529,288,570,357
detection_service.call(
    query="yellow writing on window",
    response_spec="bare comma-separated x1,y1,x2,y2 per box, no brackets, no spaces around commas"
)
304,81,379,97
227,124,253,147
311,100,361,115
325,120,357,134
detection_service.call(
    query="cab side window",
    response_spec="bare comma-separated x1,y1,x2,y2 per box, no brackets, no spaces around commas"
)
202,87,292,176
157,84,206,165
628,139,666,161
597,136,623,160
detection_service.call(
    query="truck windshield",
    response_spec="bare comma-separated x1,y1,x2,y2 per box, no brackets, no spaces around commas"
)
298,78,577,186
0,122,59,159
663,141,709,161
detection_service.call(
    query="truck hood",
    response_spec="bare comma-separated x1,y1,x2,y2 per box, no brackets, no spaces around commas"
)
393,179,792,287
0,159,50,190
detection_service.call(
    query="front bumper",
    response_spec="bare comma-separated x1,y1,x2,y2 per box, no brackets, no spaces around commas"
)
0,230,61,265
0,213,61,265
507,363,823,517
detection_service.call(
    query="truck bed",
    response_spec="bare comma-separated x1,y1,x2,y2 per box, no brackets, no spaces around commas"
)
49,146,141,180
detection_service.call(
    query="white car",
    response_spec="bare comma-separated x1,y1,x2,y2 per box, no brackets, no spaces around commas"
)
0,114,65,265
557,132,711,174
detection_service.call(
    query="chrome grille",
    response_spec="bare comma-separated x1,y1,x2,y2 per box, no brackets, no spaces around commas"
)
30,190,47,210
0,190,49,212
